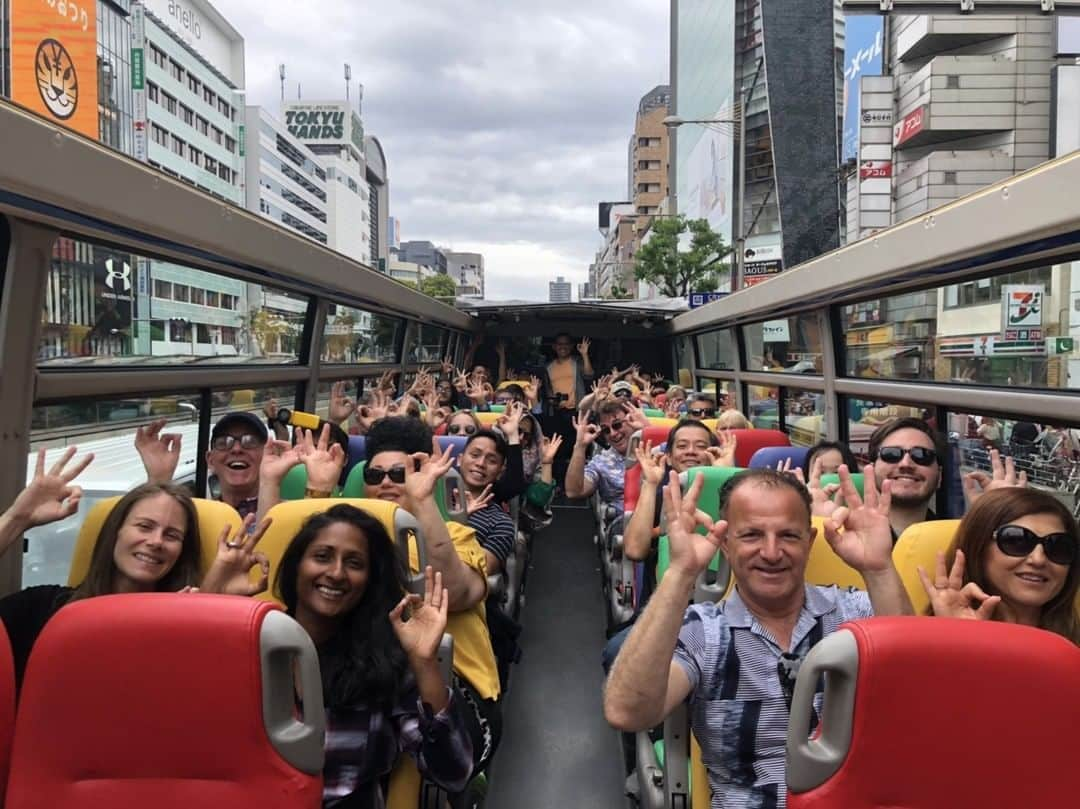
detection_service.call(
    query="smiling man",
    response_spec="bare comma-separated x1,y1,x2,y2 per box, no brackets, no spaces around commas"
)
604,468,912,808
868,417,947,540
459,430,516,576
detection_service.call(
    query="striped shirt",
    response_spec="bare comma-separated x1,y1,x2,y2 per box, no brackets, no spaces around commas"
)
673,585,873,809
467,501,516,569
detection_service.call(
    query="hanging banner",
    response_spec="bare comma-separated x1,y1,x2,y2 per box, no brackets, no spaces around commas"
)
11,0,99,139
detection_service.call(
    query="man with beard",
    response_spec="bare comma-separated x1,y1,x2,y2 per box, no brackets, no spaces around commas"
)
868,417,947,540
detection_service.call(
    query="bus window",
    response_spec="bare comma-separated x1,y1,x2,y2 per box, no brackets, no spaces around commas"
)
322,304,402,365
748,384,779,430
783,388,825,447
844,398,929,463
696,328,735,371
743,314,822,374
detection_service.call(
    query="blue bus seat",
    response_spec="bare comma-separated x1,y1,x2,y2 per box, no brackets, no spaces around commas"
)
748,445,810,470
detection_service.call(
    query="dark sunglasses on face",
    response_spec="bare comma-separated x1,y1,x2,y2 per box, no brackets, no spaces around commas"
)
876,446,938,466
448,423,477,436
613,389,633,399
994,524,1077,566
211,434,263,452
363,465,407,485
688,408,716,418
600,420,626,435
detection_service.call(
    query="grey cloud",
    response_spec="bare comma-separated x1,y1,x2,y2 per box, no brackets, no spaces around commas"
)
218,0,667,299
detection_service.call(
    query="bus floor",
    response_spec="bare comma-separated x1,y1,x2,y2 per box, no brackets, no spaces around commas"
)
485,501,627,808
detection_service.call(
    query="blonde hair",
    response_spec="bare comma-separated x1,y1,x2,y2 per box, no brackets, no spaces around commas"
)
716,410,752,430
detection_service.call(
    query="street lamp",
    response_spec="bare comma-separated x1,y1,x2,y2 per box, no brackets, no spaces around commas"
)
663,104,745,291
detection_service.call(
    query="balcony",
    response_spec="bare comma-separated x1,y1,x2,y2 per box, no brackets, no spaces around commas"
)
894,14,1020,62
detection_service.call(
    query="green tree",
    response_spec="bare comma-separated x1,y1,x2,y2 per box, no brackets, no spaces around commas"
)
419,273,457,299
608,284,633,300
633,215,731,297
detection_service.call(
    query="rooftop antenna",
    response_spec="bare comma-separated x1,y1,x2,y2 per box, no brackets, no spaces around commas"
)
297,82,301,100
344,64,352,101
357,82,364,117
278,63,285,103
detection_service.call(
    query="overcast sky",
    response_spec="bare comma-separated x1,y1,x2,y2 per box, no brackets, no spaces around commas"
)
214,0,669,300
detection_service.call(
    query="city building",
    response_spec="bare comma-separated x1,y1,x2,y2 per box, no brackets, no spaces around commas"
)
387,216,402,250
446,251,485,298
365,135,390,272
671,0,843,289
632,85,671,217
593,201,636,298
397,240,448,275
283,99,371,265
133,0,248,357
388,258,435,286
244,106,329,246
549,276,572,304
842,11,1077,390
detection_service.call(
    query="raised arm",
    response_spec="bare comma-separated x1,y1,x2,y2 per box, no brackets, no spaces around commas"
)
0,447,93,558
623,442,666,561
565,414,600,499
405,445,487,611
604,473,719,731
822,465,913,617
134,419,181,484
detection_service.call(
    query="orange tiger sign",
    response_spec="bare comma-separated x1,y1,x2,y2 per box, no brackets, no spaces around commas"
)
11,0,99,140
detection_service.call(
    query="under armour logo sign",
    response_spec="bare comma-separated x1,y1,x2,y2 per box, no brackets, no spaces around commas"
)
104,258,132,292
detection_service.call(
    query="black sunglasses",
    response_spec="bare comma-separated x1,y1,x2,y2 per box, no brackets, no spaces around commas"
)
363,465,407,485
613,389,633,399
688,408,716,418
600,420,626,435
994,524,1077,566
876,446,938,466
448,424,477,436
211,434,264,452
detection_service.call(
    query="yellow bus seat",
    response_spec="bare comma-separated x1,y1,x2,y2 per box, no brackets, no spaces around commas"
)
893,519,962,614
258,498,426,604
475,411,501,427
67,496,242,587
497,379,530,391
646,416,679,429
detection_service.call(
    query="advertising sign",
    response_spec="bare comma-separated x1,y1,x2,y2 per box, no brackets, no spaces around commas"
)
893,106,927,147
743,244,783,287
1001,285,1045,331
131,2,148,161
762,319,791,343
689,292,726,309
10,0,99,139
284,102,363,149
142,0,240,83
842,15,884,162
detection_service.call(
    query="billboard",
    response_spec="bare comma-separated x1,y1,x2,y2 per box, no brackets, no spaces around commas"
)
10,0,99,139
842,15,884,162
284,101,364,149
141,0,242,84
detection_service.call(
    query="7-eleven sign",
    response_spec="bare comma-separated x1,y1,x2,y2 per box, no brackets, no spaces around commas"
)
1002,285,1044,331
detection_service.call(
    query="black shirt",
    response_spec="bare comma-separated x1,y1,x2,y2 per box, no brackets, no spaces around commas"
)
0,584,74,691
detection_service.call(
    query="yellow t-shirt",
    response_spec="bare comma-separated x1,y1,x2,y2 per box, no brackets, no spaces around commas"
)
408,522,501,701
549,359,576,409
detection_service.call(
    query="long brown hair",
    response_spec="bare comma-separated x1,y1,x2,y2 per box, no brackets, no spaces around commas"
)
71,482,202,600
950,488,1080,643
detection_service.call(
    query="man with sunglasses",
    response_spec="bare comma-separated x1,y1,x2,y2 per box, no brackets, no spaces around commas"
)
565,401,648,513
868,417,948,540
605,467,912,808
136,411,268,519
684,393,718,421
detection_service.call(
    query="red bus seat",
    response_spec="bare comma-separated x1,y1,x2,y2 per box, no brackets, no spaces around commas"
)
6,594,324,809
728,429,789,468
787,617,1080,808
0,622,14,801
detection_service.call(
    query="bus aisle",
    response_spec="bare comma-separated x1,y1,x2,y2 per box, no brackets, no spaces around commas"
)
486,498,626,808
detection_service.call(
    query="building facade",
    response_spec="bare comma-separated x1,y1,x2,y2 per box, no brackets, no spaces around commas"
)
632,85,671,217
244,105,329,246
672,0,843,289
446,251,485,298
397,241,448,275
549,276,572,304
365,135,390,272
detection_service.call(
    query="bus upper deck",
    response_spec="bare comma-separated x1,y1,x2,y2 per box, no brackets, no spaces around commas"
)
2,96,1080,808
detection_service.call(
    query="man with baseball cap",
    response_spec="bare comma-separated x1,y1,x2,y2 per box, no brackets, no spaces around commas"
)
135,410,268,518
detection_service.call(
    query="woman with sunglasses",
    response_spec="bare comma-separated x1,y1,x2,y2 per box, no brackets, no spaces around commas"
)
919,488,1079,643
445,411,481,438
276,505,473,807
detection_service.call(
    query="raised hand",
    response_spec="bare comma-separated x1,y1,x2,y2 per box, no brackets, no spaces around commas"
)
466,378,488,405
577,337,591,358
377,369,398,393
134,418,181,484
710,428,737,467
918,549,1000,620
297,424,345,493
465,484,495,516
497,400,524,441
9,447,93,529
440,355,455,377
664,471,726,578
200,514,272,596
390,566,449,662
404,442,456,505
453,368,469,392
525,375,541,406
794,466,842,519
541,434,563,465
328,381,356,423
354,390,391,433
572,414,601,447
821,465,893,573
635,440,667,486
622,401,650,431
259,438,303,486
963,449,1028,507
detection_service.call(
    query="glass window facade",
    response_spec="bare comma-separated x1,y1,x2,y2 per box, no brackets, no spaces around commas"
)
696,328,736,371
743,313,822,373
841,262,1078,389
97,0,136,155
321,304,402,364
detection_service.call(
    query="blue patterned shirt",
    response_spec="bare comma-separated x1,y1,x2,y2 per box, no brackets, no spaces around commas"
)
673,585,873,809
584,446,625,512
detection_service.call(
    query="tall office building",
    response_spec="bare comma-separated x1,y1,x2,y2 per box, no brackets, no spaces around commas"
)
632,85,671,217
365,135,390,272
397,241,448,275
132,0,247,357
446,251,485,298
244,106,330,246
671,0,843,288
549,276,572,304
